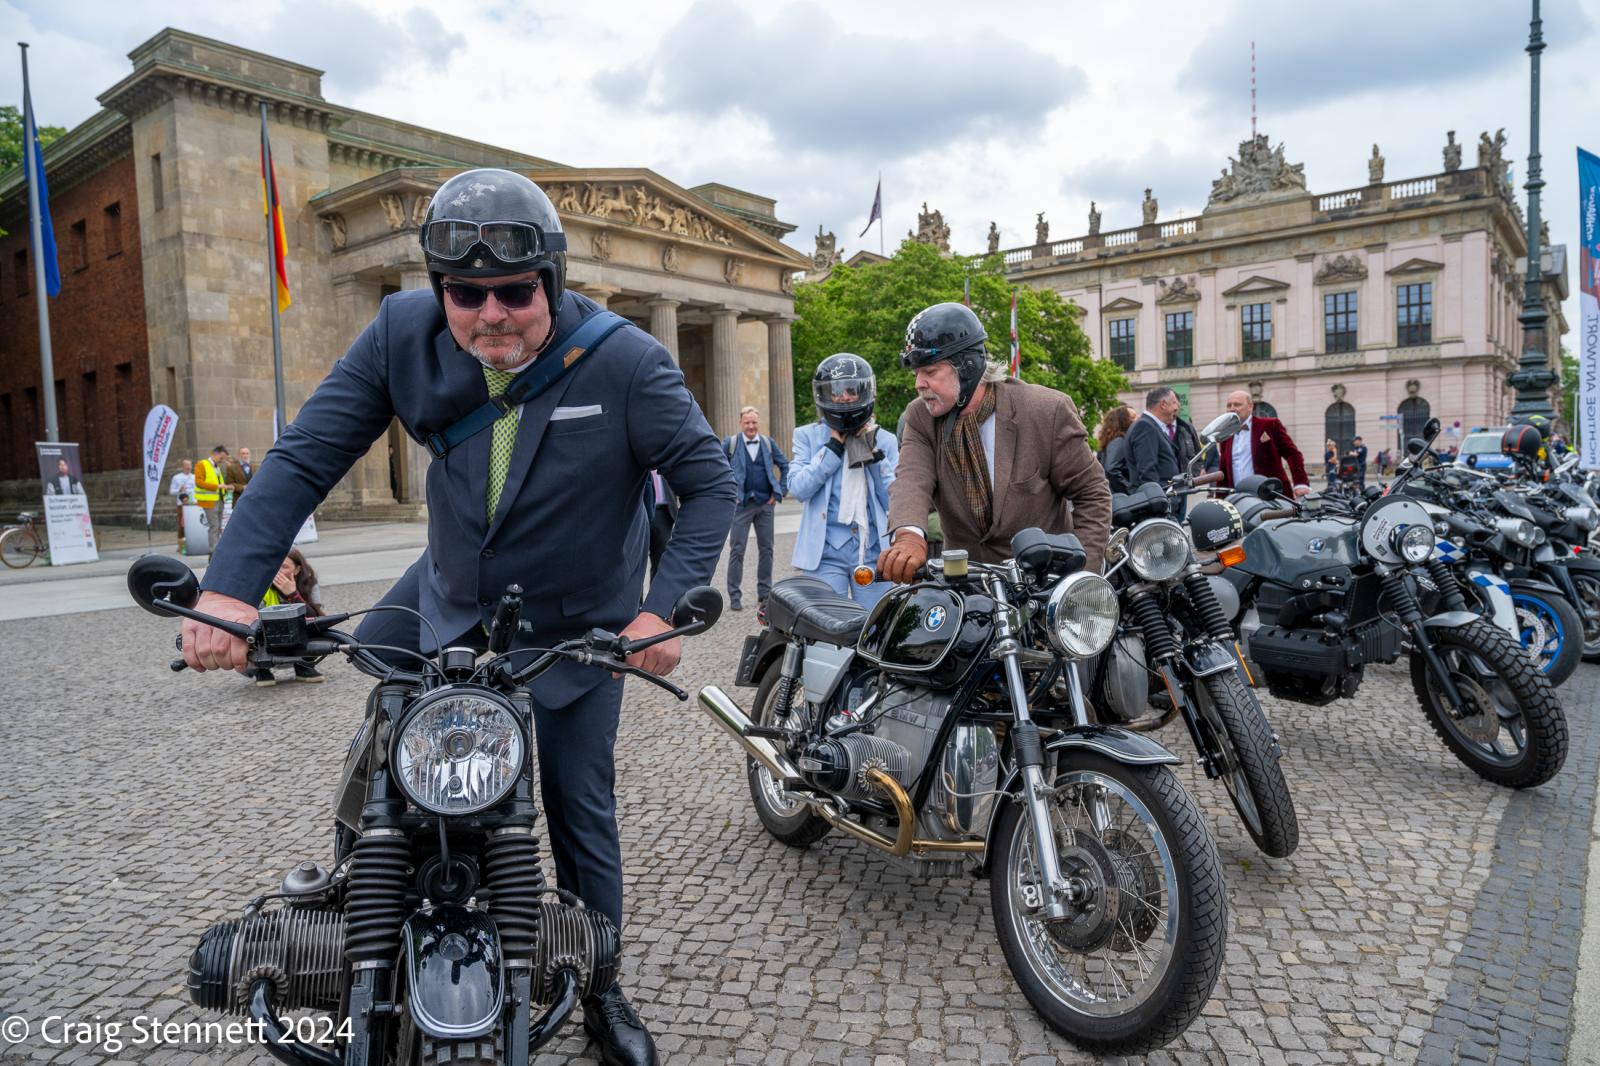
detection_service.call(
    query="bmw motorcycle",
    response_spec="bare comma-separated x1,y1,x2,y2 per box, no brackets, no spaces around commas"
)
702,529,1227,1054
1095,411,1298,858
1217,420,1568,789
128,555,721,1066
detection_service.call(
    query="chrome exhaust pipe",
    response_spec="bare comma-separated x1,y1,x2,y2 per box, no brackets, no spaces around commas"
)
698,685,803,783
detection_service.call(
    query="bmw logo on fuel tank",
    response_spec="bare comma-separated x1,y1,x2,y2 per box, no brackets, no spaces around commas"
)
925,605,947,631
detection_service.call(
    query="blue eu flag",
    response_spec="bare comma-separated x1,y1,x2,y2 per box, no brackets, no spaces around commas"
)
24,91,61,298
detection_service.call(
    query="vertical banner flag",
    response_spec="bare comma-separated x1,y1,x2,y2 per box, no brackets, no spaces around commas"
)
35,442,97,564
1009,289,1020,377
260,120,291,312
22,67,61,297
141,404,179,525
859,177,882,238
1580,149,1600,468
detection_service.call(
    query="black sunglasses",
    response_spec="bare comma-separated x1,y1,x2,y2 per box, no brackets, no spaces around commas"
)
441,279,541,310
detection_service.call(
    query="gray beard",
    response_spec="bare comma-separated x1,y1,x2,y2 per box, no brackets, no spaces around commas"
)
469,337,527,370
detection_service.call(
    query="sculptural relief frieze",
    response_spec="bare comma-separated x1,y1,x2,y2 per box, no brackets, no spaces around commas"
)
540,182,735,246
1207,134,1308,207
379,193,406,231
1156,275,1200,303
1316,253,1367,283
324,213,348,250
723,257,744,286
662,244,681,273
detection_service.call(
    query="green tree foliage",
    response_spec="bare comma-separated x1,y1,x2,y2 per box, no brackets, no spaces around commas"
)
792,240,1127,438
0,105,66,171
1561,346,1579,434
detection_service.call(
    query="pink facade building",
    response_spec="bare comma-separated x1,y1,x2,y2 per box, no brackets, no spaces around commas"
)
1003,134,1570,463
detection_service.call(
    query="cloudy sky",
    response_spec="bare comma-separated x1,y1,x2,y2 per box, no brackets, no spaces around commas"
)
5,0,1598,328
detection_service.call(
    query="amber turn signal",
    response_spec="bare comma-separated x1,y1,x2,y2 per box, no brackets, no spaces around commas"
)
1217,545,1246,567
852,565,875,586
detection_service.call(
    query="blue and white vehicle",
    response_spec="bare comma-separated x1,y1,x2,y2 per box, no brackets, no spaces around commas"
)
1455,428,1515,471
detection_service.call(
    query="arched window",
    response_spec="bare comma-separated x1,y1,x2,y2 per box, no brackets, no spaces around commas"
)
1325,401,1356,453
1398,396,1430,443
1253,401,1278,419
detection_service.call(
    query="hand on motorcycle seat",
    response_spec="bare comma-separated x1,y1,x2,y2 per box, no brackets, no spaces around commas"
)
877,531,928,584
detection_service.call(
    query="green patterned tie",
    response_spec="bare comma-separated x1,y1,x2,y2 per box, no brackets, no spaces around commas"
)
482,366,518,521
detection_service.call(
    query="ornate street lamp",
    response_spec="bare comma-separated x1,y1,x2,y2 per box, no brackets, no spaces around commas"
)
1509,0,1557,420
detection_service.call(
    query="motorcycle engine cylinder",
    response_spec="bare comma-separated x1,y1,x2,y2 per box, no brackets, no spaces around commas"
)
798,735,909,801
530,901,621,1002
188,909,345,1015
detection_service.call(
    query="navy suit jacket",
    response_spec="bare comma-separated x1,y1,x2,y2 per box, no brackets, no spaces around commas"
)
1125,413,1181,488
726,433,789,503
202,289,735,704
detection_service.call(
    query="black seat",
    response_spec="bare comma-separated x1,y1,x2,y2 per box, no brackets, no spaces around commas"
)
764,577,869,645
1111,482,1170,528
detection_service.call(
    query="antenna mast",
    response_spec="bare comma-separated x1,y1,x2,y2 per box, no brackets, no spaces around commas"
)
1251,39,1257,137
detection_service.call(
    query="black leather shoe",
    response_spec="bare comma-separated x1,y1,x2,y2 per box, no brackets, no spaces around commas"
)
582,984,657,1066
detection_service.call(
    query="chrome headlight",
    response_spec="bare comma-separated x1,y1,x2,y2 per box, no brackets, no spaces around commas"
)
1393,524,1434,564
1565,505,1599,531
1496,517,1538,547
1127,518,1192,581
392,688,526,815
1044,572,1119,658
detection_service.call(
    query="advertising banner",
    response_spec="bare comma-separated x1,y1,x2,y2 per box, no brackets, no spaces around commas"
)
34,442,98,565
141,404,179,526
1578,148,1600,468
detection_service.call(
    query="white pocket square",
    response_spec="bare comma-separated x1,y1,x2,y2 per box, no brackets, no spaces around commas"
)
550,404,603,421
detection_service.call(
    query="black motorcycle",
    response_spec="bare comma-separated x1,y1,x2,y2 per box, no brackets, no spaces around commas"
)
1218,420,1568,789
1094,412,1298,858
703,530,1227,1054
128,555,720,1066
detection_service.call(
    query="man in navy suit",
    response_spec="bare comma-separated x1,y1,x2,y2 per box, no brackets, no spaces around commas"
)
179,169,733,1065
723,406,789,610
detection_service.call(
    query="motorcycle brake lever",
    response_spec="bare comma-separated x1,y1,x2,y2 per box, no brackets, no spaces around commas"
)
589,656,689,701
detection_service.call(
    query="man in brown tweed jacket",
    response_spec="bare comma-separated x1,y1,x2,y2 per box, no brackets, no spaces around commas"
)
879,302,1112,582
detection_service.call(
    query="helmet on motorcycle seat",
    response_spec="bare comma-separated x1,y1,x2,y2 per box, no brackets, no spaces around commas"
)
1186,498,1245,551
812,353,877,434
1502,423,1545,463
419,168,568,317
901,302,988,413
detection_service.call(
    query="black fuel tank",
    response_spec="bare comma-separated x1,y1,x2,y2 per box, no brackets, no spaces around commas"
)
856,585,996,689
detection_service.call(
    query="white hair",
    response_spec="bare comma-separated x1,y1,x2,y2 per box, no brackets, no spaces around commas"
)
740,406,760,417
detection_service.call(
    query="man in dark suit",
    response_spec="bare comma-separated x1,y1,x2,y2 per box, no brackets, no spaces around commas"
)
1351,435,1369,490
724,406,789,610
179,169,733,1065
236,446,255,483
1217,389,1311,496
1126,385,1185,509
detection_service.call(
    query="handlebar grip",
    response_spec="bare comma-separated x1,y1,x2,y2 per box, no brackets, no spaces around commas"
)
1259,508,1297,521
170,658,188,672
1192,471,1224,487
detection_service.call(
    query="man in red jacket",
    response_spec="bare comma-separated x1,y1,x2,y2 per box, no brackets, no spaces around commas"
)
1217,390,1310,496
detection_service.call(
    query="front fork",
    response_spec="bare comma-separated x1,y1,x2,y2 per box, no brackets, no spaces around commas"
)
988,576,1076,921
1381,566,1469,714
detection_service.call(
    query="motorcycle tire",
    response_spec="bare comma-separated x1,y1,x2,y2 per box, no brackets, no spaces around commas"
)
1509,586,1584,685
1409,619,1568,789
1571,573,1600,663
989,753,1226,1054
417,1031,503,1065
1192,669,1299,858
745,667,832,847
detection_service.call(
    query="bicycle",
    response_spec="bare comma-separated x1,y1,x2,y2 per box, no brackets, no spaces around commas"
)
0,512,49,569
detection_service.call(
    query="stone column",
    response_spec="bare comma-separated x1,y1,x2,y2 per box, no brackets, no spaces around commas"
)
581,283,620,309
765,315,796,452
647,298,680,362
708,306,743,438
398,268,436,507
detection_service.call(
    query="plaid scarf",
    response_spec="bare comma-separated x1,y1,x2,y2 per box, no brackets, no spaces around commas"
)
946,383,999,532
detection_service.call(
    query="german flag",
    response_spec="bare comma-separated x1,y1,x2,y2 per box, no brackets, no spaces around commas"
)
260,113,291,313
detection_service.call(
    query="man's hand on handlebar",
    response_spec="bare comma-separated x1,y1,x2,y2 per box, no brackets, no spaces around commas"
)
181,591,257,673
1292,485,1311,498
877,530,928,584
617,611,679,679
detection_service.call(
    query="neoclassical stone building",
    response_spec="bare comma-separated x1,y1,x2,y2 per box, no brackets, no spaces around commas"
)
1001,133,1570,459
0,29,809,518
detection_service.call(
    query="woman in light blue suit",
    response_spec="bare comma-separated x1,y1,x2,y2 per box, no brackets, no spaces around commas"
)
789,353,898,608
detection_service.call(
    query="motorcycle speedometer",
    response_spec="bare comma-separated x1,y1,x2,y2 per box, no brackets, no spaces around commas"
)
391,687,526,816
1127,518,1191,581
1043,572,1119,658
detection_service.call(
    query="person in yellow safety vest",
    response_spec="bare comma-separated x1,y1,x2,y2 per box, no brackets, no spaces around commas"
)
192,445,233,551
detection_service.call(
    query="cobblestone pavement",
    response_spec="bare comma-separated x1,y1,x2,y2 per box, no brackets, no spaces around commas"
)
0,532,1594,1065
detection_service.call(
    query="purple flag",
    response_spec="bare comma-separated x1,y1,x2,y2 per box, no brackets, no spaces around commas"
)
859,178,881,237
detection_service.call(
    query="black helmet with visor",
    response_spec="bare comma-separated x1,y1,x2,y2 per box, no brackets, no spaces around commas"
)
901,302,989,413
420,169,568,317
812,353,877,434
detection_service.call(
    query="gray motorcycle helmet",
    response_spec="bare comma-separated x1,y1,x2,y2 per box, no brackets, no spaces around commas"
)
419,169,568,318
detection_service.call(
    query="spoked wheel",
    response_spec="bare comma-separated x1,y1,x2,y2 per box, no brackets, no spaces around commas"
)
989,753,1226,1054
1410,619,1568,788
1190,670,1299,857
0,527,43,569
744,668,831,846
1571,573,1600,663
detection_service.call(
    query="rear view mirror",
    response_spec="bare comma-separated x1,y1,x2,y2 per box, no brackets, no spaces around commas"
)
1423,418,1441,442
1406,437,1428,457
1200,412,1243,444
671,585,723,631
128,555,199,615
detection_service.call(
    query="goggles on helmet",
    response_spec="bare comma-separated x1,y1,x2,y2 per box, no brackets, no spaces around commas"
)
421,219,568,263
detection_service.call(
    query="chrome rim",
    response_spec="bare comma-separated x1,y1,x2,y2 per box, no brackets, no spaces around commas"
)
1427,646,1527,765
1510,595,1562,672
1004,770,1181,1017
752,681,806,817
